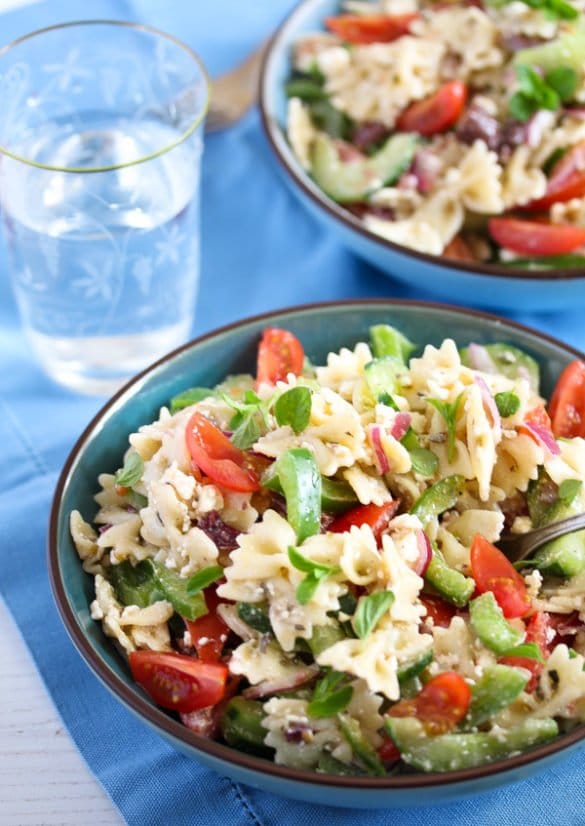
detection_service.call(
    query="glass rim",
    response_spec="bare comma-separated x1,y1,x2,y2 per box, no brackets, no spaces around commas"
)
0,19,210,173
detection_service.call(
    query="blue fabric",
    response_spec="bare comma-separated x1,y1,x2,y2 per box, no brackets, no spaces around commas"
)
0,2,584,825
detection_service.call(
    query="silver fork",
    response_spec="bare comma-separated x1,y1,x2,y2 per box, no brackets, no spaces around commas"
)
205,40,270,132
496,512,585,563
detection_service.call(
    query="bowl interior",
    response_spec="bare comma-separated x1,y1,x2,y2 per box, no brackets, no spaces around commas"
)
50,300,585,799
259,0,585,303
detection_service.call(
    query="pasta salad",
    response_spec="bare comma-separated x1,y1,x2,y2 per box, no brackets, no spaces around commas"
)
285,0,585,269
71,325,585,775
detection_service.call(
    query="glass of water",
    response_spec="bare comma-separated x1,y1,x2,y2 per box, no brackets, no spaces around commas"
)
0,21,209,395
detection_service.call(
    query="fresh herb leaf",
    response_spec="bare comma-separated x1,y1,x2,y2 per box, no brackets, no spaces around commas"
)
428,393,463,463
289,546,340,605
369,324,415,363
378,392,400,411
509,63,577,123
495,391,521,418
237,602,273,634
353,591,395,639
186,565,224,595
274,386,312,434
221,390,271,450
169,386,214,413
285,78,327,102
309,99,353,140
115,451,144,488
546,66,578,101
409,447,439,478
502,642,545,662
337,592,358,617
558,478,582,505
308,670,353,717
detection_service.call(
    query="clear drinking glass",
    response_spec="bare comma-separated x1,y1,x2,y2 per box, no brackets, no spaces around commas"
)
0,21,209,395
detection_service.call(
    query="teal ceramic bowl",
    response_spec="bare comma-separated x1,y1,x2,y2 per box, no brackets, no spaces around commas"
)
49,300,585,808
259,0,585,312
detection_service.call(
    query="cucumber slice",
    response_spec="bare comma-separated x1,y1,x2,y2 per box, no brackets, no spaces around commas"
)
310,132,419,203
460,343,540,392
515,22,585,74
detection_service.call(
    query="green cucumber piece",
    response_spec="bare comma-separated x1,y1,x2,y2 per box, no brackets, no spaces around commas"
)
370,323,415,363
470,592,524,654
150,561,208,621
515,22,585,74
465,664,530,728
220,697,272,756
310,132,419,203
364,356,407,402
386,716,558,772
410,475,465,527
308,622,347,656
337,713,386,776
532,531,585,577
424,548,475,608
397,648,433,683
460,343,540,392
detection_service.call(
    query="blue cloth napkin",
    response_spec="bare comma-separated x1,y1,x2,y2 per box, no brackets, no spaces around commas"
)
0,2,584,825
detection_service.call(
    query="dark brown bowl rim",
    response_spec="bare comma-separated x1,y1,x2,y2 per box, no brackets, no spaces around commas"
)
258,0,585,284
48,298,585,792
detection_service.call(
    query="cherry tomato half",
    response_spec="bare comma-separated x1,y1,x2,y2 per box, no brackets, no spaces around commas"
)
328,500,400,545
443,234,476,262
185,411,260,493
525,140,585,211
420,595,458,629
256,327,304,387
500,611,550,692
388,672,471,734
470,534,532,619
396,81,467,137
488,218,585,256
548,359,585,439
185,586,230,664
129,651,228,713
325,13,418,44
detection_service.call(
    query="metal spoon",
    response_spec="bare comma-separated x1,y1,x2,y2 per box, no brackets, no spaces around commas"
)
205,40,270,132
496,512,585,563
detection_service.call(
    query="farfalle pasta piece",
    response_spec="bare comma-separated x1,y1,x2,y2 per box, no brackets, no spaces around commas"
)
412,7,503,76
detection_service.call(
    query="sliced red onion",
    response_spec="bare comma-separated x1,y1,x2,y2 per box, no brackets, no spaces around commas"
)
391,412,412,441
242,665,320,700
411,149,442,194
414,530,433,577
526,110,555,148
563,107,585,120
180,706,217,737
370,425,390,474
474,374,502,441
521,420,561,456
467,342,496,373
549,141,585,190
336,138,366,163
397,172,418,191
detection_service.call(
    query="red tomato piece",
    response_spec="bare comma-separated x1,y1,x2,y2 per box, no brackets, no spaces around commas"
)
256,327,304,387
328,500,400,545
548,359,585,439
420,595,457,629
185,587,230,664
389,672,471,735
470,534,532,619
518,405,556,446
396,81,467,137
325,13,418,44
498,655,541,692
378,732,401,763
525,140,585,211
488,217,585,256
185,411,260,493
500,611,551,692
129,651,228,713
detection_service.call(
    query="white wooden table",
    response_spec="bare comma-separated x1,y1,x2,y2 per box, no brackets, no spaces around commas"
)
0,597,124,825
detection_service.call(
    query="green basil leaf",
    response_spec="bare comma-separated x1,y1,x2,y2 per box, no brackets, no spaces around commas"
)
230,410,262,450
237,602,273,634
495,391,521,418
296,570,328,605
353,591,395,639
288,546,338,576
428,393,463,463
115,452,144,488
169,387,214,413
558,478,582,506
409,447,439,478
186,565,224,595
274,386,312,434
502,642,545,662
308,670,353,718
337,592,358,617
545,66,578,101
